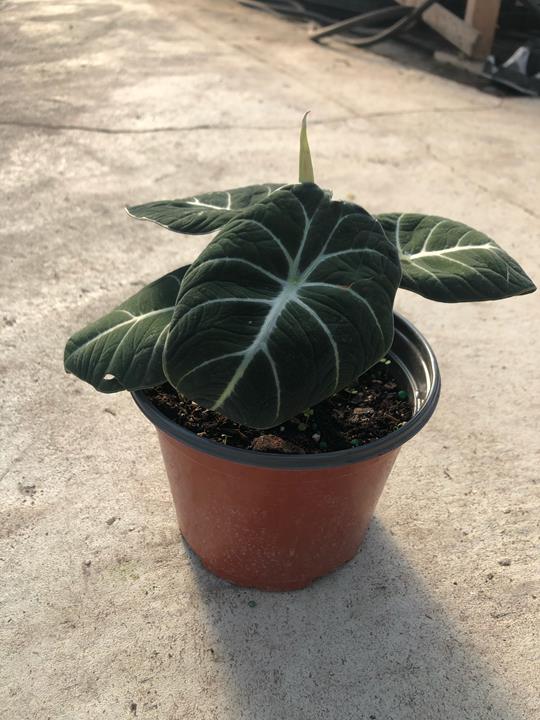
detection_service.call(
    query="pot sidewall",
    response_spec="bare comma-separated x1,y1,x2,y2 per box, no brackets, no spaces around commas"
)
157,428,401,591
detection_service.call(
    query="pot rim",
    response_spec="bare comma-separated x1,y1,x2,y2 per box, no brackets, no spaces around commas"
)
132,313,441,469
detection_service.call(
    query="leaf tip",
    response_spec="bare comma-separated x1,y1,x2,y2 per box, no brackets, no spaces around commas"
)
520,276,537,295
299,112,314,184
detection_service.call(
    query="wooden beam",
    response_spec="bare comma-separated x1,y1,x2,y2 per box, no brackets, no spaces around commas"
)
464,0,502,59
395,0,480,58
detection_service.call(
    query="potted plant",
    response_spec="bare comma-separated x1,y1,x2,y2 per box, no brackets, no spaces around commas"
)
64,117,535,591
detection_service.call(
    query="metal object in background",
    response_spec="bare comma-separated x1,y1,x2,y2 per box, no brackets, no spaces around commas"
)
483,39,540,95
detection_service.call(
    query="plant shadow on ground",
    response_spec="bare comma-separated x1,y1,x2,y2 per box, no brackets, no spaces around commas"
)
183,518,522,720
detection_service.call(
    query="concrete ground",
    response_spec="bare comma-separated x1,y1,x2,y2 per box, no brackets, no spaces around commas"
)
1,1,538,718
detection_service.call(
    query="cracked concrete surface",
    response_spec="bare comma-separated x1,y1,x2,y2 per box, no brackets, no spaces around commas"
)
1,1,539,719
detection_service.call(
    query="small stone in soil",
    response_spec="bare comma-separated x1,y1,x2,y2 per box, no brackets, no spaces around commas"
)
353,407,374,416
498,558,512,567
250,435,305,454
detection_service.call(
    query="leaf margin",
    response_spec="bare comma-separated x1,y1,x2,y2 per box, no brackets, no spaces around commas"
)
64,265,189,393
377,212,536,303
126,183,288,235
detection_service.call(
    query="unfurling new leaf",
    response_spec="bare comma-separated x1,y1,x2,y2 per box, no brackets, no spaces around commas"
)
299,112,314,184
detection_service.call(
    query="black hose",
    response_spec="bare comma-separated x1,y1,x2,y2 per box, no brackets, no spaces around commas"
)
311,0,440,48
239,0,441,50
309,6,408,42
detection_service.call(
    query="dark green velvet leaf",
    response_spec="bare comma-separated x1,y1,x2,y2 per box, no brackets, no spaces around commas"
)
126,183,287,235
164,184,401,428
64,266,188,392
378,213,536,302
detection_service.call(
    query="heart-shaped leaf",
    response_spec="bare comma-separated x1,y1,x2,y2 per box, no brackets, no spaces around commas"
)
378,213,536,302
126,184,287,235
64,266,188,392
165,184,401,428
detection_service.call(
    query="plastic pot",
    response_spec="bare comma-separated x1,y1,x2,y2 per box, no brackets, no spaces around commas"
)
133,314,440,591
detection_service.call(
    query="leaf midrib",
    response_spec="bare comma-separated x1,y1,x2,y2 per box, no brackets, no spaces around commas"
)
209,194,314,412
203,196,385,417
405,242,495,261
210,282,299,411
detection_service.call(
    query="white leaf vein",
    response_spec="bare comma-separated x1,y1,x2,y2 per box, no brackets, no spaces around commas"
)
192,257,285,285
293,297,340,393
406,242,495,261
302,282,386,352
68,306,174,360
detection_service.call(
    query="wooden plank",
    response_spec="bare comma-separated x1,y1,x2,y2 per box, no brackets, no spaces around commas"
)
395,0,480,57
464,0,502,59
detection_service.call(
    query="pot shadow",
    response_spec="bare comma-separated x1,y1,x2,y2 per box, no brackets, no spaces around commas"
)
182,519,523,720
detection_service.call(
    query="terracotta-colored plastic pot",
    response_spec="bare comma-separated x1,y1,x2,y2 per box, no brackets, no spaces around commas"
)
133,314,440,591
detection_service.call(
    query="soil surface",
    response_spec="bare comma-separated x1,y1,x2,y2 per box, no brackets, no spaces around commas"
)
146,359,412,454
